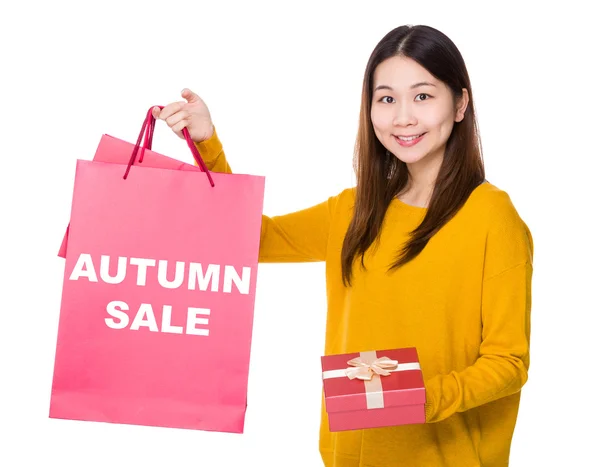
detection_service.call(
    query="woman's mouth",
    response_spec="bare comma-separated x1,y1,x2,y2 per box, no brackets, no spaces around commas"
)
394,132,426,147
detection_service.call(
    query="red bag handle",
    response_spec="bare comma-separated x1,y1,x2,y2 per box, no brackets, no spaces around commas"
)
123,106,215,187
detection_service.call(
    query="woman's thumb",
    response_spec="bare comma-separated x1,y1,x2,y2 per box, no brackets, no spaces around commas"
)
181,88,199,103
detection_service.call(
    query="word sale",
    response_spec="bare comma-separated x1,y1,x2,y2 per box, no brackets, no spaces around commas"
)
68,253,254,337
106,301,211,336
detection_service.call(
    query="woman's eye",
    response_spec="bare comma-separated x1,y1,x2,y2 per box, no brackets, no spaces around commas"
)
380,96,395,103
416,93,431,101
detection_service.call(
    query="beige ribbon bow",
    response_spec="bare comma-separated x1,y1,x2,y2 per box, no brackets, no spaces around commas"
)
344,356,399,381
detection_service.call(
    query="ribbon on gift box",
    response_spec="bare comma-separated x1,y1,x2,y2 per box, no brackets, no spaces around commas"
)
322,351,421,409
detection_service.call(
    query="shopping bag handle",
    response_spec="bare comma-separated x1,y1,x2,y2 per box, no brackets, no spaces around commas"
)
123,106,215,187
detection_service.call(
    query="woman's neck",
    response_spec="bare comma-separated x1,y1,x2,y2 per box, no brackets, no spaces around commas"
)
398,150,445,207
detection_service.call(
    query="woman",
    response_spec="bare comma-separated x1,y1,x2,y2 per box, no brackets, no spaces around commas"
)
153,24,533,467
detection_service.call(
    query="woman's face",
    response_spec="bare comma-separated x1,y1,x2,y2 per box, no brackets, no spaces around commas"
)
370,56,468,167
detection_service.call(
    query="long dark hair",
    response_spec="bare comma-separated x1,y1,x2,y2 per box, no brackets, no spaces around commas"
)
341,25,485,287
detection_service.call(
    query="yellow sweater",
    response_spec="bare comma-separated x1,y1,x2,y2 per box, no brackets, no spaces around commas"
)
195,128,534,467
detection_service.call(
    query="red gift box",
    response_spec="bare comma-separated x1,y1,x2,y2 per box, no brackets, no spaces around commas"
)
321,347,426,431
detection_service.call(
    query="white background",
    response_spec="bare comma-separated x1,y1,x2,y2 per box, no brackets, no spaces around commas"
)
1,1,598,465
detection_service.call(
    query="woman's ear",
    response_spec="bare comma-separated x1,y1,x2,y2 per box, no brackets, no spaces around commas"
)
455,88,469,122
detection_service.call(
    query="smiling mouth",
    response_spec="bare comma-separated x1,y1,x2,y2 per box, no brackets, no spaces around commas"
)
394,132,426,141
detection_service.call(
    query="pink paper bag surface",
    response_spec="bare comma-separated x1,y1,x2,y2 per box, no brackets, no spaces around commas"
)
50,158,265,433
58,134,199,258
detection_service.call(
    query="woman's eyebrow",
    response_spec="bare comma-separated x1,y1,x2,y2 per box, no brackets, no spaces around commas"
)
374,82,437,92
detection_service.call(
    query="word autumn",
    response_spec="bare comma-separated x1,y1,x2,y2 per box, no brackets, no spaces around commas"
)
68,253,252,294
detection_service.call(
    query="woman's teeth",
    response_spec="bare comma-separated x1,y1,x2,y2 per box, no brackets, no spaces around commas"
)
397,134,423,141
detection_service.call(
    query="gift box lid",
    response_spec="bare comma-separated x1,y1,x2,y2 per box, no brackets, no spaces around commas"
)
320,347,425,413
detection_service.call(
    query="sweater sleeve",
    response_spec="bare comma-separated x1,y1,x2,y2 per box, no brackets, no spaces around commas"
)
194,126,337,262
193,126,232,174
424,192,534,423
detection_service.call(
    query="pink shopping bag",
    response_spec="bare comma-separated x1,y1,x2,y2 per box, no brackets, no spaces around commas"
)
58,109,201,258
50,108,265,433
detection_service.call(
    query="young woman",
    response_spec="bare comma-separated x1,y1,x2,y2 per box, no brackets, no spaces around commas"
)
153,24,533,467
